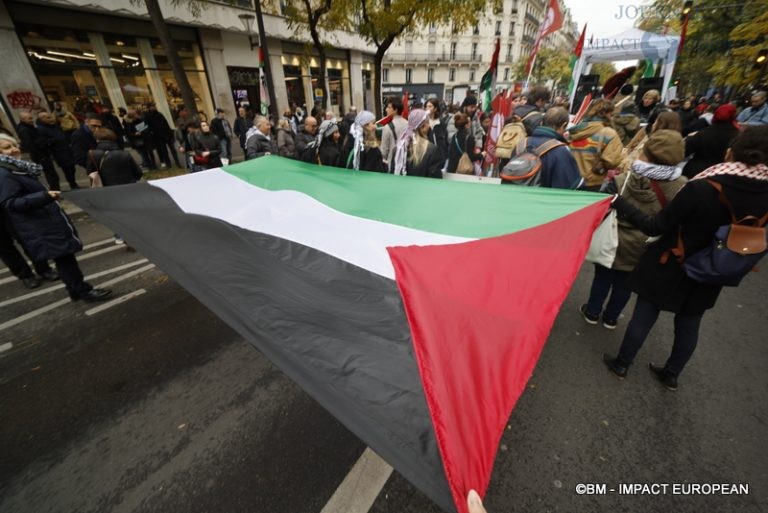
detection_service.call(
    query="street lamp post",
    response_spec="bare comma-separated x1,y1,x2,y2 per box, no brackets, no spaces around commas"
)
238,6,278,121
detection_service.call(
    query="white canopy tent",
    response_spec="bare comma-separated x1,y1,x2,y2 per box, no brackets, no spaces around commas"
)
569,28,681,107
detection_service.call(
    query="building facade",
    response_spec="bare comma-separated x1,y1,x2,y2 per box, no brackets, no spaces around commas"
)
382,0,579,106
0,0,376,132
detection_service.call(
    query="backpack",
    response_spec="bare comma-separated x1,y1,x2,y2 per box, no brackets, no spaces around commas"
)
495,122,527,159
521,111,544,136
669,180,768,287
500,138,565,186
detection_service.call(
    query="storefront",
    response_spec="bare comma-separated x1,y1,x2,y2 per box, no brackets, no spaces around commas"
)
6,1,214,124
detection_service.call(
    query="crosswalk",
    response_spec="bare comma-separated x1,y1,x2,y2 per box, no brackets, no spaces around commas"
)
0,236,161,349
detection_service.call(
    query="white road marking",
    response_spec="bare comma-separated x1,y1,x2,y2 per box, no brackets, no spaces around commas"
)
0,298,72,332
82,238,115,251
0,264,156,333
76,244,124,262
85,289,146,316
0,238,116,276
0,342,13,353
319,448,393,513
0,259,149,308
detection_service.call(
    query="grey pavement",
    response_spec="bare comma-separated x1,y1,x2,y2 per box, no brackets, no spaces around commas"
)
1,208,766,513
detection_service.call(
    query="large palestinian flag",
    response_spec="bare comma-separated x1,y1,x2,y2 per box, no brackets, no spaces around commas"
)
68,157,609,513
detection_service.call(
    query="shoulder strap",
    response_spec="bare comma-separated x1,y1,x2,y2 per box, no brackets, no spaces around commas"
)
705,179,738,224
532,139,566,157
515,137,528,155
649,180,668,207
388,122,397,138
453,134,464,153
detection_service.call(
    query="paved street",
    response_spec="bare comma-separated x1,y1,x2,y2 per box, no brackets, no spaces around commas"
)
1,202,766,513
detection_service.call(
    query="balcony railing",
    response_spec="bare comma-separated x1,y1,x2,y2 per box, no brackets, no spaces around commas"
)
525,12,541,26
385,53,483,63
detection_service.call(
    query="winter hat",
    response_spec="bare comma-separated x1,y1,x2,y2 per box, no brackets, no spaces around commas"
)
461,95,478,107
393,109,430,175
713,104,738,126
619,84,634,96
643,129,685,166
351,110,376,171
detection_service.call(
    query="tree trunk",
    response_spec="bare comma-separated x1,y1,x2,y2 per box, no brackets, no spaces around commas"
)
308,27,330,112
144,0,198,119
373,48,386,118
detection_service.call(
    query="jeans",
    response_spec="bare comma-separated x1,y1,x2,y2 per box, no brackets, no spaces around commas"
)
585,264,632,322
616,296,703,376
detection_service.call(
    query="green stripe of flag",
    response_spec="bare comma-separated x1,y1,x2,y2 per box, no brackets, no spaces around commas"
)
223,156,603,239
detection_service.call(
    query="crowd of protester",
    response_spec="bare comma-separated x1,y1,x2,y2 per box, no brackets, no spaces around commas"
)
1,84,767,387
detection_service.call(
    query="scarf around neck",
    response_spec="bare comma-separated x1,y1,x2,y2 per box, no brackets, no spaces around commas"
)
693,161,768,182
631,159,683,181
0,154,43,177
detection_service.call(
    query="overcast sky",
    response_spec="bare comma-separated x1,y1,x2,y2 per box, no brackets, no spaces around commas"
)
565,0,645,40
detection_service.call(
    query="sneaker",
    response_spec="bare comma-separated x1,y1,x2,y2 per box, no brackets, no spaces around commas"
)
648,363,678,390
580,304,599,325
22,275,42,289
602,317,618,330
603,353,628,379
114,237,125,245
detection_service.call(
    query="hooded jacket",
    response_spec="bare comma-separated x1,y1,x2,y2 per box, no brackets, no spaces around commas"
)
567,119,624,188
88,141,143,186
611,113,641,146
609,168,686,271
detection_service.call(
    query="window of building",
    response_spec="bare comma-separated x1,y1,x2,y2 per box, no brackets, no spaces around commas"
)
507,44,513,60
469,69,476,82
429,23,437,34
279,0,287,15
509,22,515,36
450,42,457,60
383,68,389,83
503,68,510,81
495,21,502,36
449,68,456,81
427,68,434,83
405,68,412,84
471,43,478,59
473,24,480,35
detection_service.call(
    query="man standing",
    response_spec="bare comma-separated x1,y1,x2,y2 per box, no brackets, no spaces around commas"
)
36,111,79,189
513,86,551,136
379,97,408,170
210,108,233,162
70,113,100,173
99,106,125,148
245,115,277,160
234,107,253,152
144,102,180,168
736,91,768,126
16,110,60,190
446,95,484,147
294,116,318,162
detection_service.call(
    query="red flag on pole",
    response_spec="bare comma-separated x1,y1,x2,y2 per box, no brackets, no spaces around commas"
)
376,90,409,126
483,91,513,169
524,0,564,76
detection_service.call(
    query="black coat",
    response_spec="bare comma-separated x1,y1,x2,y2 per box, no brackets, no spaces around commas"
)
234,117,250,149
193,132,223,169
615,175,768,315
446,128,483,174
123,119,153,151
210,117,232,141
245,132,276,160
404,143,444,178
16,122,49,162
144,110,173,141
340,137,386,172
0,162,82,261
36,122,75,168
100,113,125,141
318,139,342,167
428,121,449,162
682,123,740,179
70,125,97,167
87,141,143,186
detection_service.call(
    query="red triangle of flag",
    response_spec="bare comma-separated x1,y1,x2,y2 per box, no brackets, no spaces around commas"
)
387,199,610,513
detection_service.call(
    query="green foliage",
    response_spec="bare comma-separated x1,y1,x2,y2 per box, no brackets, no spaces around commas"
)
591,62,618,85
532,48,571,89
637,0,768,94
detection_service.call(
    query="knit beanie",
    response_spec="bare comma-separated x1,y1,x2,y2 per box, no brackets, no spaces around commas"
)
643,129,684,165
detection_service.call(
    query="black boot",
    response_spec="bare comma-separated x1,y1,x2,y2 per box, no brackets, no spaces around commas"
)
603,353,629,379
649,363,678,390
